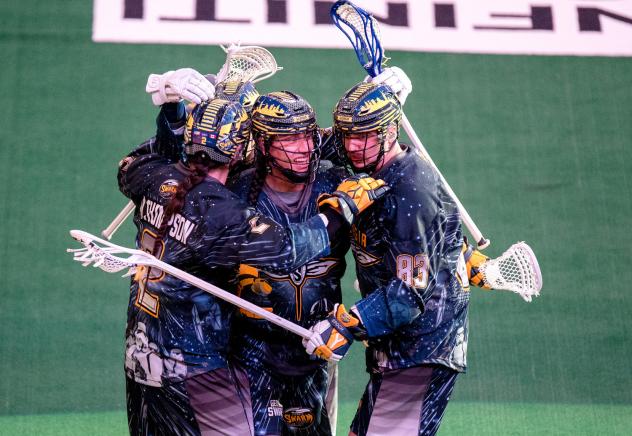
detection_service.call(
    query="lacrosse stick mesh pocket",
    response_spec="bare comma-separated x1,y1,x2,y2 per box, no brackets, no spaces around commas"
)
480,242,540,295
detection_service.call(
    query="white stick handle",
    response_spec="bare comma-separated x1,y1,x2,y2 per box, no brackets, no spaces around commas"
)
401,113,490,249
150,257,312,340
71,229,312,339
101,201,134,240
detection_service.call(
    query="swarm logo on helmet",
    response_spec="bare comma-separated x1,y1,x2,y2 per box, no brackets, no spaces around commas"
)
251,91,322,183
333,82,402,173
184,99,247,164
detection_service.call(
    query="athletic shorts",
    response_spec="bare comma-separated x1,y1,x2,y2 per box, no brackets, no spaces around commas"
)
350,364,459,436
234,359,332,436
126,366,254,435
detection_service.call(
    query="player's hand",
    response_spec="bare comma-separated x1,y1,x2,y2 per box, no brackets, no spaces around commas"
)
236,264,272,296
146,68,215,106
462,243,492,290
302,304,366,362
366,66,412,105
317,174,390,225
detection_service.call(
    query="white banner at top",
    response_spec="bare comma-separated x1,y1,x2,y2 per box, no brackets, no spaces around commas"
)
93,0,632,57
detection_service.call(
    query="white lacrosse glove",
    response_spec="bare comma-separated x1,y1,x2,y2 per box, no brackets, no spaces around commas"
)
145,68,215,106
366,66,412,105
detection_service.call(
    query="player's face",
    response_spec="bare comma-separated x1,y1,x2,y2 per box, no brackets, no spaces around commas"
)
343,131,381,170
269,133,314,174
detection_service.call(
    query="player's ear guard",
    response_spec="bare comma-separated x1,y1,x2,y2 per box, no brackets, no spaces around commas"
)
317,174,390,224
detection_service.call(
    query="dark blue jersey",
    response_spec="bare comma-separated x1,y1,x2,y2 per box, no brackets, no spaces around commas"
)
229,161,350,376
117,149,331,386
351,146,469,373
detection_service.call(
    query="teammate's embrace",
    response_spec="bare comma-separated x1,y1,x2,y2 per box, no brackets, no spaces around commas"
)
302,81,540,436
229,91,349,435
118,97,386,435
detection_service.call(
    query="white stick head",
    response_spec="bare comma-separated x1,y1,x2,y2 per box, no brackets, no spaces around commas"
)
480,242,543,302
216,43,283,84
68,229,137,274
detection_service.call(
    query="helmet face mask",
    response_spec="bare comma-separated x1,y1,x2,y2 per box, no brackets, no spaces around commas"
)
264,132,322,183
341,131,385,172
183,99,248,165
333,82,402,173
251,91,321,184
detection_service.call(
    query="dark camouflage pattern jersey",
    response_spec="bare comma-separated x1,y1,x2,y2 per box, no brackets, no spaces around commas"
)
351,146,470,373
229,161,350,375
117,149,331,387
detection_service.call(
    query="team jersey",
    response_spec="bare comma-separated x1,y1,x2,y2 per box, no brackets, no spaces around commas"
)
228,161,350,376
117,149,331,387
351,146,469,373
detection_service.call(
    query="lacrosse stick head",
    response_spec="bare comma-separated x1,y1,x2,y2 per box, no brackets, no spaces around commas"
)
331,1,384,77
216,43,283,84
68,229,139,274
480,242,542,302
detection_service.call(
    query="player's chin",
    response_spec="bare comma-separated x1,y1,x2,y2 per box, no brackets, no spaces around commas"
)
350,159,375,171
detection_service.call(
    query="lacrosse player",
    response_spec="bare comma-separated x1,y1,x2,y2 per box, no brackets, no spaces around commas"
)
118,96,387,435
301,81,539,436
228,91,350,436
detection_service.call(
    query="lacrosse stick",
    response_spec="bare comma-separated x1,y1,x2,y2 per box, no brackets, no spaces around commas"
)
101,44,283,240
480,241,542,302
331,1,490,249
68,229,311,339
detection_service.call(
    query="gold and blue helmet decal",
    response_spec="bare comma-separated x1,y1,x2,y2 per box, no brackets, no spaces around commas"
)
184,99,247,164
251,91,317,136
333,82,402,134
215,81,258,158
332,82,402,172
215,80,259,115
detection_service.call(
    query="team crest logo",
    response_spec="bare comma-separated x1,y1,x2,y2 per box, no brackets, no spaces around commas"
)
265,259,337,287
351,240,380,266
263,259,338,321
159,179,179,198
283,407,314,430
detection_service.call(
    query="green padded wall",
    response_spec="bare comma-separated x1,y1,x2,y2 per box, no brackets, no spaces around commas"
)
1,1,631,434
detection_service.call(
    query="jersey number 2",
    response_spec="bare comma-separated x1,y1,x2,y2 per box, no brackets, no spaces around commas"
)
134,229,165,318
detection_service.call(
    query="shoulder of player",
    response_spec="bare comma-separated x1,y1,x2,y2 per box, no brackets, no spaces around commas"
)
227,167,256,200
314,160,348,188
378,149,441,209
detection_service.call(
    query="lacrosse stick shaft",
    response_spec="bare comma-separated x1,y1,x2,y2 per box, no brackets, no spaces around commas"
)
101,201,134,240
70,230,312,339
330,1,490,249
401,114,489,249
153,258,312,340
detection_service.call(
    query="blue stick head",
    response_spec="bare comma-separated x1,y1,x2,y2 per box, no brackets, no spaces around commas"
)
331,1,384,77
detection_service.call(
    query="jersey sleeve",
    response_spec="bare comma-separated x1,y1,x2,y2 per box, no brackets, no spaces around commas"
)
117,144,169,202
352,278,424,338
191,205,331,274
118,102,187,200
